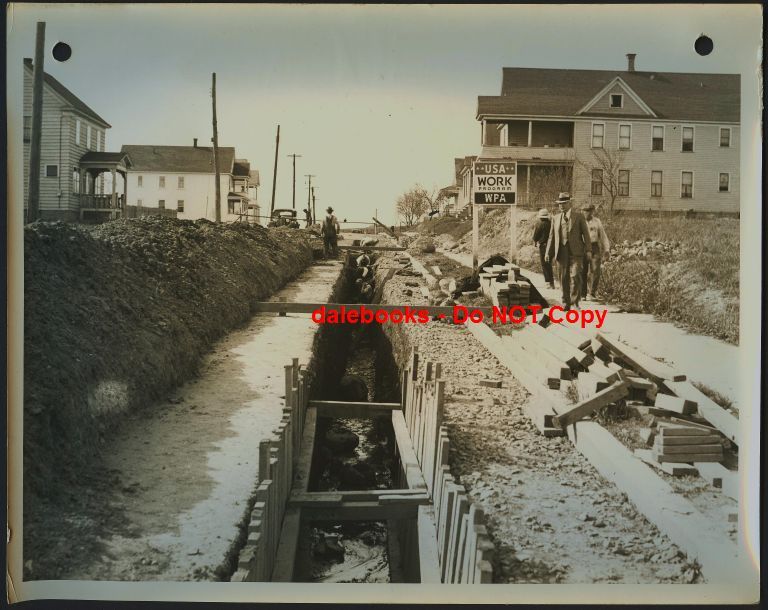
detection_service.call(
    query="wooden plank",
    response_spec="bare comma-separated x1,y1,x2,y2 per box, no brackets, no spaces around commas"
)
479,379,503,388
658,423,714,436
567,421,741,583
665,380,740,445
337,244,405,251
515,330,573,380
596,332,686,384
669,417,717,432
289,489,427,505
656,434,720,445
657,453,723,463
254,301,496,318
443,488,468,583
695,463,739,501
453,513,470,584
501,336,563,389
552,380,630,429
417,505,442,583
547,322,592,350
309,399,401,419
392,410,428,489
271,507,301,581
634,449,699,476
528,322,593,367
654,393,697,415
655,444,722,455
302,500,422,521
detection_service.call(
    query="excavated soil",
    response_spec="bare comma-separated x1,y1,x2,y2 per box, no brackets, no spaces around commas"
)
23,218,313,580
376,249,701,584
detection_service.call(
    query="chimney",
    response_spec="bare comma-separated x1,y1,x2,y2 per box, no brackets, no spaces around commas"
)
193,138,198,148
626,53,636,72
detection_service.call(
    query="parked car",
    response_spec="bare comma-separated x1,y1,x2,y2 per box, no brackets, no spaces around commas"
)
268,208,300,228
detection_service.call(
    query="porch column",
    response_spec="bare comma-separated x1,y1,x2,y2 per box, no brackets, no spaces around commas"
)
111,167,117,209
527,121,533,147
526,165,531,205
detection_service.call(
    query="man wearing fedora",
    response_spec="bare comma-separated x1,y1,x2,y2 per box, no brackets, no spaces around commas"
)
321,206,341,257
545,192,591,309
532,208,555,289
581,204,611,300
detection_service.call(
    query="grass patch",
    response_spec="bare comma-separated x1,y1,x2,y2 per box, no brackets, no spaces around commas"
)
418,216,473,241
691,381,737,416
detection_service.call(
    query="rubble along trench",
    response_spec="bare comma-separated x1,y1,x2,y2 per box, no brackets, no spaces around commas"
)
373,245,708,584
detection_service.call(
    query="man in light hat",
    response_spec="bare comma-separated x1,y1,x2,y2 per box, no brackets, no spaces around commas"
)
532,208,555,289
321,206,341,257
545,192,591,309
581,204,611,300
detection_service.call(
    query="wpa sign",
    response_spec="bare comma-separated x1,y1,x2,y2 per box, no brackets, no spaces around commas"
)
473,160,517,204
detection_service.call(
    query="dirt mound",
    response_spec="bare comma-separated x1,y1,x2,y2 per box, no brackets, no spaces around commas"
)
23,217,312,504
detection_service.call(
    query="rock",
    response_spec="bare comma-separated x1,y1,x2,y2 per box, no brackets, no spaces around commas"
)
325,428,360,452
592,520,606,528
338,374,368,402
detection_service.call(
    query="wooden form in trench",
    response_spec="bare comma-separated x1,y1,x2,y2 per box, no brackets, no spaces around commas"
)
232,352,493,583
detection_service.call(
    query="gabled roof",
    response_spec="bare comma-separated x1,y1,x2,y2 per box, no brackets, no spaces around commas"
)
120,145,236,174
249,169,260,186
478,67,740,123
233,159,251,177
79,151,132,168
24,58,110,127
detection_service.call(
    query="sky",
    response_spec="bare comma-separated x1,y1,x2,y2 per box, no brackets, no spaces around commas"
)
7,3,762,225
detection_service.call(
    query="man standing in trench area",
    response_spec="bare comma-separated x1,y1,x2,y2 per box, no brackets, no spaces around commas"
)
581,204,611,301
545,192,591,310
321,206,341,257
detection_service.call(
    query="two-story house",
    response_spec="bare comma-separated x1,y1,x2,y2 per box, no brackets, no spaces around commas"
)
475,54,740,214
23,58,130,222
121,142,260,223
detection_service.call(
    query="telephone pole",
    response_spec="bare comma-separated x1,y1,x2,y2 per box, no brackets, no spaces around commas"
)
305,174,315,220
27,22,46,223
287,153,302,209
311,186,316,225
211,73,221,223
270,125,280,215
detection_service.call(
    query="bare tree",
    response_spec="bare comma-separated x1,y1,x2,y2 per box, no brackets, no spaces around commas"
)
396,184,442,226
526,165,573,209
576,148,626,212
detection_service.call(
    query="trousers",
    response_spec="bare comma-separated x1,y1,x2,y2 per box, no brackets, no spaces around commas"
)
581,243,602,297
323,234,338,257
556,245,584,308
538,243,554,284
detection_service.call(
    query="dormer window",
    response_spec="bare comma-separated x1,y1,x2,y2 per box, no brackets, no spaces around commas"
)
610,94,623,108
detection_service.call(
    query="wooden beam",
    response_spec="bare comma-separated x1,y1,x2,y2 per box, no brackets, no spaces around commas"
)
417,505,442,583
289,489,427,506
654,393,697,415
392,410,428,489
252,301,498,318
553,380,630,429
302,500,423,521
309,399,401,418
338,244,405,251
568,421,742,583
596,332,686,384
664,380,740,445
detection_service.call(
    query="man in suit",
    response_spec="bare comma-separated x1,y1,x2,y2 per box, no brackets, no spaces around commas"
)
545,192,592,309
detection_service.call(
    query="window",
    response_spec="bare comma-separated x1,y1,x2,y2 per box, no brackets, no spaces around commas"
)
618,170,630,196
618,124,632,150
23,116,31,142
177,200,185,213
86,125,92,149
719,128,731,147
75,119,81,144
652,125,664,151
719,173,730,192
137,198,143,207
681,171,693,198
158,199,166,209
72,168,80,193
682,126,694,152
591,169,603,196
651,171,663,197
610,94,623,108
137,175,143,187
159,176,166,188
228,200,236,214
178,176,185,189
45,165,58,178
591,123,605,148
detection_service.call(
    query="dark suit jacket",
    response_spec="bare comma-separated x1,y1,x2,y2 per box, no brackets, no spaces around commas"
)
546,209,591,261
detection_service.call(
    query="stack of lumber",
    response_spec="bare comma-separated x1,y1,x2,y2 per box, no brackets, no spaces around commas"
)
478,263,532,307
652,422,724,463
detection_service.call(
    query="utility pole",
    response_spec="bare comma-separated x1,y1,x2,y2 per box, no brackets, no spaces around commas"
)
270,125,280,215
211,73,221,223
311,186,316,225
305,174,315,219
374,208,378,235
287,153,302,209
27,21,46,223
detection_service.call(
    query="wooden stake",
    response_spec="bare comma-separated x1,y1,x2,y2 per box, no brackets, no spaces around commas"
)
211,73,221,223
472,203,479,272
27,22,46,223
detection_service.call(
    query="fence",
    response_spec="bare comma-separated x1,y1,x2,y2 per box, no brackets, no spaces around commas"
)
400,349,494,584
231,359,309,581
